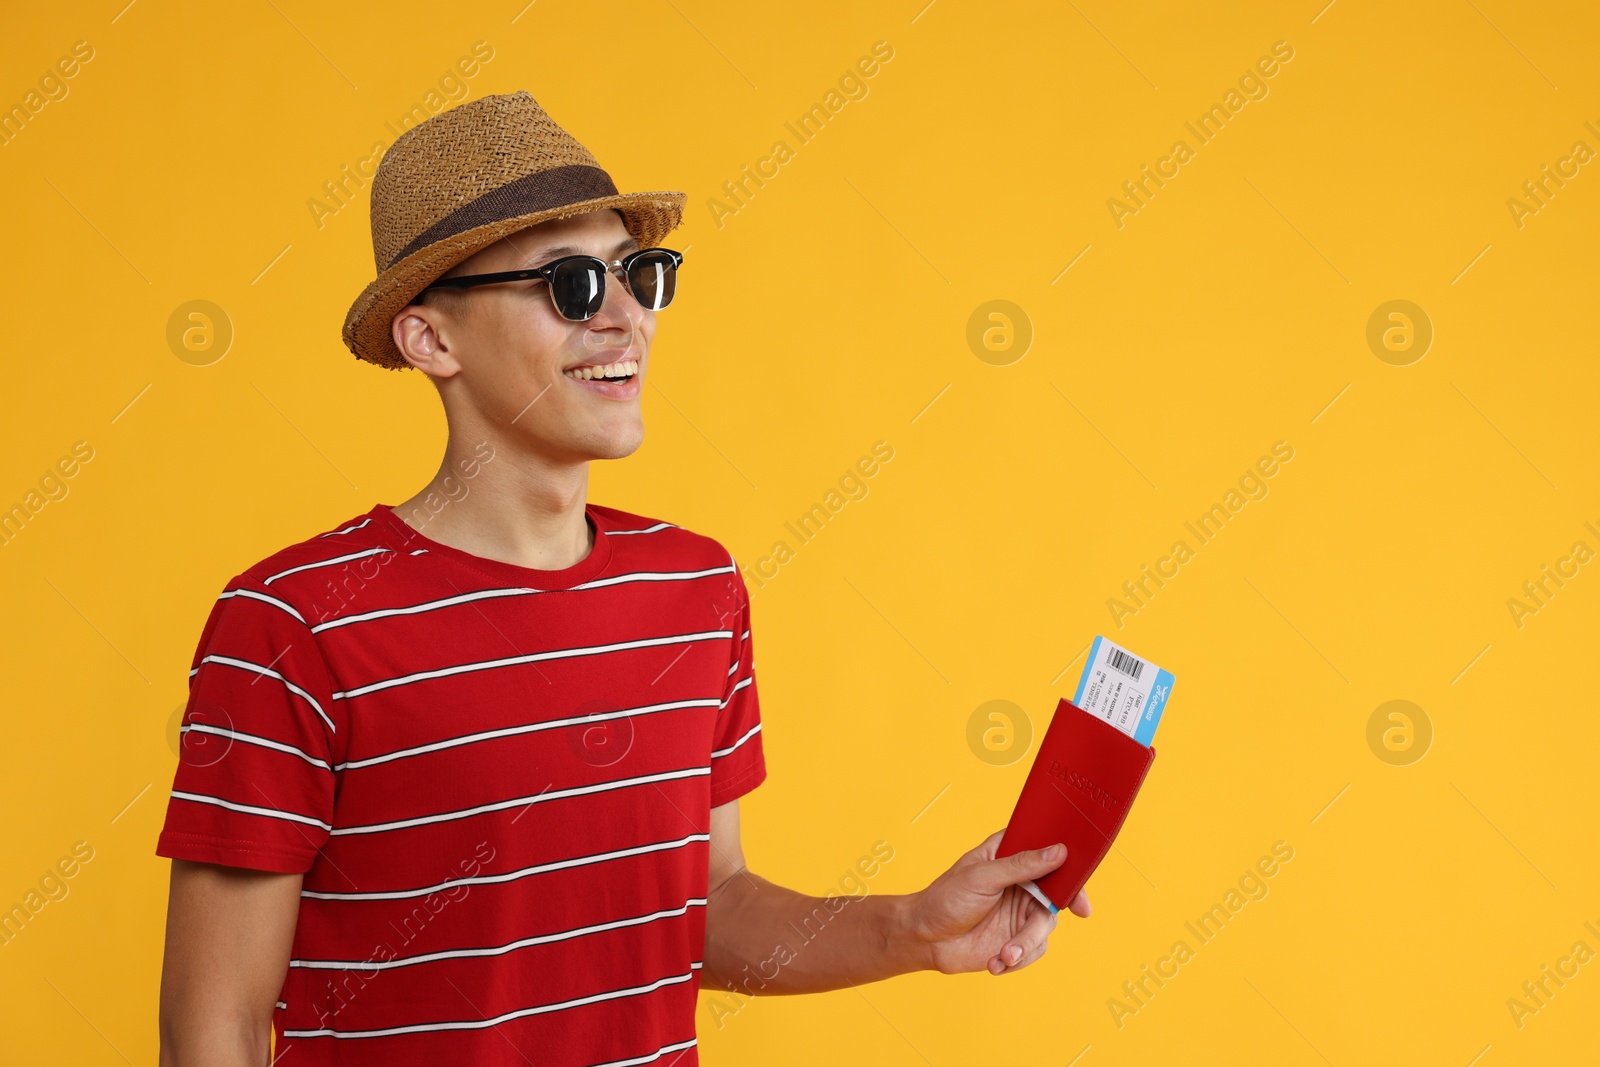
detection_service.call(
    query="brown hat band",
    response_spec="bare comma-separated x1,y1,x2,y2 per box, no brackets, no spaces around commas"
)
386,164,620,271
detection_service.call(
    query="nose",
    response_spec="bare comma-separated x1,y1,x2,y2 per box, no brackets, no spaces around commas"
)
579,266,645,356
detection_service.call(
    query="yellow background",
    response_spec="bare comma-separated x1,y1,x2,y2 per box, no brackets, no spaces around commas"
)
2,0,1597,1063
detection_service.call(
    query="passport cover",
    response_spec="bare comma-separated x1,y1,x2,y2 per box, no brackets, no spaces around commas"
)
994,697,1157,912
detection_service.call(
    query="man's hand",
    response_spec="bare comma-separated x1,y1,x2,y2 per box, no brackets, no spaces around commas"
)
903,829,1091,976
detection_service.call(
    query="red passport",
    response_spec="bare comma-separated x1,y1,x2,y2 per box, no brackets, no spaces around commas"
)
994,697,1157,912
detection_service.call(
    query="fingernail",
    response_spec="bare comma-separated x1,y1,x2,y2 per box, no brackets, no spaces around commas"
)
1006,944,1022,964
1047,844,1064,860
990,958,1004,974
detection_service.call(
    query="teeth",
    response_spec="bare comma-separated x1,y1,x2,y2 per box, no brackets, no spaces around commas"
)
564,358,639,381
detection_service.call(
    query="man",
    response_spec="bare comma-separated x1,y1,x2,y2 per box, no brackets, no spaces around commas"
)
155,90,1087,1066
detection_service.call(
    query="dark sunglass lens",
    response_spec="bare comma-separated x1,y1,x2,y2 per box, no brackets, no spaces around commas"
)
628,252,677,311
549,259,606,320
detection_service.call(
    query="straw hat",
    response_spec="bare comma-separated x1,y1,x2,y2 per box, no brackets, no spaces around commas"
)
341,90,686,370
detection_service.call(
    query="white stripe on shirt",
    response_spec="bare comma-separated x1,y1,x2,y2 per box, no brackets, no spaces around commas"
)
586,1037,699,1067
311,585,536,633
181,723,331,770
603,522,676,535
720,673,753,709
334,697,721,772
280,968,698,1039
263,547,392,586
725,628,749,677
301,832,709,901
309,565,733,633
198,654,335,734
289,897,707,971
712,722,761,760
327,766,709,837
320,517,373,537
170,790,332,831
218,587,306,624
332,630,732,701
578,565,732,590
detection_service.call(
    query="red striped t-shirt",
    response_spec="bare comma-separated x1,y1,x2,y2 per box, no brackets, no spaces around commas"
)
156,500,766,1066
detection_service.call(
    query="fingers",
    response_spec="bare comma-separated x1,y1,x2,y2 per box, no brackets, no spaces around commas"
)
990,897,1059,975
1066,889,1091,918
954,829,1007,869
968,842,1068,896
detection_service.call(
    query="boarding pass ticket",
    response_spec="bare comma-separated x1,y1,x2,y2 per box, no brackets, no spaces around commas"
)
1072,636,1175,747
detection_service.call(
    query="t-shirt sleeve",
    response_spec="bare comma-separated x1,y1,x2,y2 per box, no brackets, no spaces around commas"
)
155,573,342,874
708,556,766,807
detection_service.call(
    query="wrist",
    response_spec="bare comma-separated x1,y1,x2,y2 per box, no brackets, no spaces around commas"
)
882,891,934,975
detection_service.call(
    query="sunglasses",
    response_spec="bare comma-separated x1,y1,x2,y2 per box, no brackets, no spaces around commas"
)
418,247,683,322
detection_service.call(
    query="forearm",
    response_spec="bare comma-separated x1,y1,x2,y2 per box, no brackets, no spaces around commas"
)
701,869,930,995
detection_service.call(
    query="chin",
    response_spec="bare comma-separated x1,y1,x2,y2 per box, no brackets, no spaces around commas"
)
590,441,642,462
583,424,645,461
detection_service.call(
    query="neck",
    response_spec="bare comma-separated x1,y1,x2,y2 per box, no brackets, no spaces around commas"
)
392,429,594,572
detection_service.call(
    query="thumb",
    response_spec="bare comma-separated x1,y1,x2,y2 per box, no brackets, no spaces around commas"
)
969,842,1067,896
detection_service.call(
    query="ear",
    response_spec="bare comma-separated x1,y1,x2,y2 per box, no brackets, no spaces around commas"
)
392,302,461,378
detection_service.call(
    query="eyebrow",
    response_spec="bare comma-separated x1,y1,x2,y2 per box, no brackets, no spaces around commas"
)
518,235,640,266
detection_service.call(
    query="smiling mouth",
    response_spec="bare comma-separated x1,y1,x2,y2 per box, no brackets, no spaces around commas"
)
563,358,638,383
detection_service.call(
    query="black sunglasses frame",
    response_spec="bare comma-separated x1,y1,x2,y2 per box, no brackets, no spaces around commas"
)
417,247,684,322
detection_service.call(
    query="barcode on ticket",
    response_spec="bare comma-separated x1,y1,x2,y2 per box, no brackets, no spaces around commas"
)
1106,647,1145,680
1071,635,1175,747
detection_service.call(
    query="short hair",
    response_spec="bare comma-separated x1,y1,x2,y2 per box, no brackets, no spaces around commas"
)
410,247,483,324
413,281,468,316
